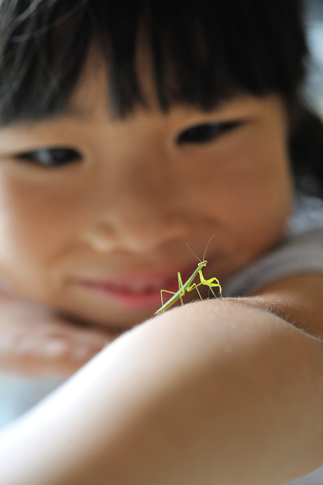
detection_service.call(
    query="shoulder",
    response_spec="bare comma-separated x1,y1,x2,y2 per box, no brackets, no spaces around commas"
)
223,195,323,298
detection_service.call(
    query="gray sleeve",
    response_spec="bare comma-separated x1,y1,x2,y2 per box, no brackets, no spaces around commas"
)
222,228,323,297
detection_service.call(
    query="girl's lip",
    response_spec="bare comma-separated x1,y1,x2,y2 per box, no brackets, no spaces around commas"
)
76,264,202,311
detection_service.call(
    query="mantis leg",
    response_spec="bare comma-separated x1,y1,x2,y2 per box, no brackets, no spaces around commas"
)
193,283,203,300
206,277,222,298
199,272,222,298
186,281,203,300
160,272,186,307
160,289,178,307
177,272,185,305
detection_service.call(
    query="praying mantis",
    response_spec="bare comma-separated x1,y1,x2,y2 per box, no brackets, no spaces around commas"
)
154,236,222,315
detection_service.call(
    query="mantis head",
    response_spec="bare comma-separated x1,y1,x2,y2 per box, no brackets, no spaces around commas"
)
198,260,208,268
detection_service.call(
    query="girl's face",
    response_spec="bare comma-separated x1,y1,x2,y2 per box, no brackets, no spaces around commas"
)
0,57,293,329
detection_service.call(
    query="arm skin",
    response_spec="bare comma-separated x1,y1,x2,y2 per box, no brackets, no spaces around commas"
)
0,291,118,377
1,274,323,484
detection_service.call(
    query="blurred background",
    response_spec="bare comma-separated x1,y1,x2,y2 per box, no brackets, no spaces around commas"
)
304,0,323,117
281,2,323,483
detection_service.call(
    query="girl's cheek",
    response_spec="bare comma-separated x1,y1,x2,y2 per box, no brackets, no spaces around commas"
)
0,170,83,268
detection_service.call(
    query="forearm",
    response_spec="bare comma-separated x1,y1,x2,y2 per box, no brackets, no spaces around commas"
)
1,299,323,484
0,291,113,377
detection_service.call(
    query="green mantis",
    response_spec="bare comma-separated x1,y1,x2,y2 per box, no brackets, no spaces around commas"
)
154,237,222,315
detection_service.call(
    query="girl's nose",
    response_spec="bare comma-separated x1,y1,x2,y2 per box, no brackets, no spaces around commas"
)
85,210,187,254
82,166,188,254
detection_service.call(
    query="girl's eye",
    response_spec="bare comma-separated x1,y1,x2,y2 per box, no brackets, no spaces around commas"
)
16,148,82,167
177,121,241,144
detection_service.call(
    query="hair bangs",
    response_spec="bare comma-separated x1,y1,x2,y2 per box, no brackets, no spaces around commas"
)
0,0,307,125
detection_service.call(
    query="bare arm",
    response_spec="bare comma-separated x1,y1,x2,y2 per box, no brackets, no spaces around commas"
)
1,275,323,484
0,291,120,377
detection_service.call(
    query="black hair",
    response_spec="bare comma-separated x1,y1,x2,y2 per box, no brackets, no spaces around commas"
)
0,0,308,120
0,0,322,195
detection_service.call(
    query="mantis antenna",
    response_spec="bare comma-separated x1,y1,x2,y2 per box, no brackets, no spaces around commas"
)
186,234,216,263
186,242,202,263
203,234,216,261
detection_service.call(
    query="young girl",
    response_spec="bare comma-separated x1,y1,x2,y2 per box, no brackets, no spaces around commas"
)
1,0,323,483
